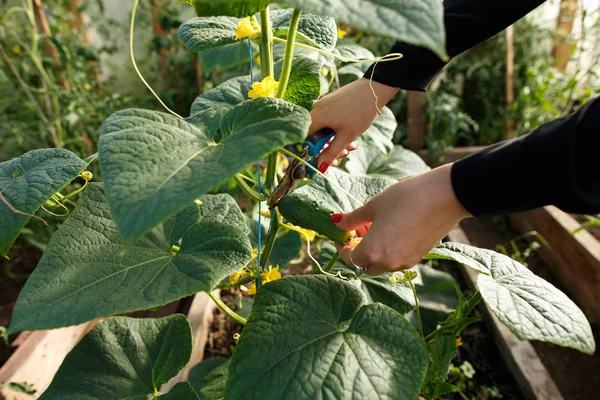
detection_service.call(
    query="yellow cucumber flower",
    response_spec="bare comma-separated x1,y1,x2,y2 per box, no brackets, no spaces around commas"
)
247,282,257,295
456,337,463,347
298,228,316,242
229,271,241,284
347,236,362,249
247,266,281,295
235,17,260,40
248,76,279,98
262,265,281,284
250,248,262,263
260,211,271,219
337,28,348,39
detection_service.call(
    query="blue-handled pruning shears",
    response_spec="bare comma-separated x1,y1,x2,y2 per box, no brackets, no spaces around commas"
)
303,128,335,178
266,128,335,208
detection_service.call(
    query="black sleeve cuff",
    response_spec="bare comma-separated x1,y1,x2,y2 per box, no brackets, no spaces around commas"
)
451,97,600,217
363,42,446,91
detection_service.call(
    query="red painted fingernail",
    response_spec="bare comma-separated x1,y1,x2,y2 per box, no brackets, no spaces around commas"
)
319,163,329,173
330,213,343,223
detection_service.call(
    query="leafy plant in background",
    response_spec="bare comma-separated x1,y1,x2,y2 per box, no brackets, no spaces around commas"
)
572,214,600,234
0,381,36,396
400,14,600,154
0,0,146,162
0,1,596,399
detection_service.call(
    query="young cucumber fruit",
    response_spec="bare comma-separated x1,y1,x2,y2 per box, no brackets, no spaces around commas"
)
277,195,355,244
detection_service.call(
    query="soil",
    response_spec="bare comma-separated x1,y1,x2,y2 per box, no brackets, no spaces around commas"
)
570,214,600,241
203,289,244,360
460,217,600,400
0,240,42,367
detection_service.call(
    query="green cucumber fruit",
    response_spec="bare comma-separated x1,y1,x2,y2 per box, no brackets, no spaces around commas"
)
277,195,355,243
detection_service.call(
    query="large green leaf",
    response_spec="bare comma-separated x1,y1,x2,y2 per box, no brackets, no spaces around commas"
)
426,242,596,354
361,106,396,155
271,9,337,51
189,359,230,400
99,98,310,243
477,256,596,355
424,242,495,274
162,382,201,400
194,0,269,17
178,17,239,51
188,76,252,136
333,41,375,62
188,358,228,398
274,56,322,110
39,315,192,399
226,275,429,399
283,167,395,215
415,265,458,332
194,0,447,60
338,63,369,86
198,41,258,73
0,149,85,256
345,145,430,180
319,242,415,314
8,185,252,333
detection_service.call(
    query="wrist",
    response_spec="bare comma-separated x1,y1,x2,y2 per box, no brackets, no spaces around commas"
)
431,163,471,220
357,78,400,111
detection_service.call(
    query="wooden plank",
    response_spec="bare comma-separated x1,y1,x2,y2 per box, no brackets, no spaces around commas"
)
508,206,600,323
505,25,515,140
161,292,217,392
406,92,426,151
0,322,96,399
553,0,578,72
417,145,487,166
448,225,564,400
0,301,185,399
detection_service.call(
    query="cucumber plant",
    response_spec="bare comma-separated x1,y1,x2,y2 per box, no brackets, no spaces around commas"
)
0,1,595,399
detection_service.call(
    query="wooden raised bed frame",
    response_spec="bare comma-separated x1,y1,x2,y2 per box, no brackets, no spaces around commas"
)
0,296,214,399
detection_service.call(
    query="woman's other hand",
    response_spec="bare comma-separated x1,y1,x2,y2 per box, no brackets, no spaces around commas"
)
331,164,471,275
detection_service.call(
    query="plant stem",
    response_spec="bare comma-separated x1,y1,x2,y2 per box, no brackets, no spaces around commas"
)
324,252,340,272
409,281,423,337
275,8,301,98
216,275,255,290
207,291,247,325
259,7,274,78
260,212,280,270
234,174,266,202
463,290,482,316
265,152,278,190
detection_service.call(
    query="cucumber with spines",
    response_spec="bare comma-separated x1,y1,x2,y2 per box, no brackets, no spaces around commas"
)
277,195,355,243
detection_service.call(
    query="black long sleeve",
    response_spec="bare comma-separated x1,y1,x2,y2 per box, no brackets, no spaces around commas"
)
452,97,600,216
364,0,546,91
365,0,600,215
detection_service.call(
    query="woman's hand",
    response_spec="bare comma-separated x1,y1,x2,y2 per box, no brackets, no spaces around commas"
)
309,78,399,170
331,164,471,275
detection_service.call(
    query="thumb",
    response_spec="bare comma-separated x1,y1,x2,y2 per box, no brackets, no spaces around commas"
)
317,136,350,168
308,108,327,135
331,205,373,232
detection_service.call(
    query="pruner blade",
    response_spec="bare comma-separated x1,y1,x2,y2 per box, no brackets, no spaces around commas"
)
267,147,308,209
